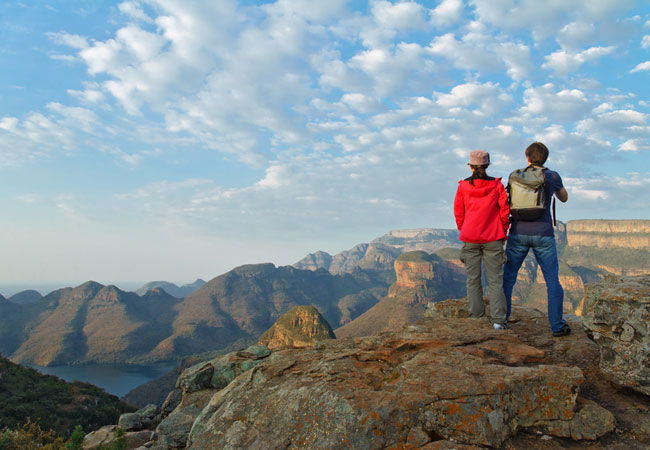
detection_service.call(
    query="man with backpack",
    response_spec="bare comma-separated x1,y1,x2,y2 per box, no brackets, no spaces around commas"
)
503,142,571,337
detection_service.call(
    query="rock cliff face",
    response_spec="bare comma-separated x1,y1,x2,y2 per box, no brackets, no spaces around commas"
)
292,250,333,272
371,228,461,252
569,220,650,233
389,251,466,304
335,251,466,338
562,219,650,277
257,305,335,350
293,228,461,276
295,243,401,276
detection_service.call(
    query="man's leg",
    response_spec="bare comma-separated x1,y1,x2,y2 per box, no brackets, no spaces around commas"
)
482,240,507,325
460,242,485,318
531,235,567,333
503,234,530,321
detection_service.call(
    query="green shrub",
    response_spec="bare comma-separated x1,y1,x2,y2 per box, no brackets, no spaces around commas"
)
64,425,84,450
0,419,65,450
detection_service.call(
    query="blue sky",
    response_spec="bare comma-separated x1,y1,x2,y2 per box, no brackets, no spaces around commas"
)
1,0,649,289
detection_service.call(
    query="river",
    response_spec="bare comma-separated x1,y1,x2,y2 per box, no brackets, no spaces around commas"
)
29,363,177,398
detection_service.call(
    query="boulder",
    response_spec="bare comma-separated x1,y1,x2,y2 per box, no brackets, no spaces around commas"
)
161,389,182,419
581,275,650,395
154,345,273,448
82,425,156,450
156,393,210,449
176,345,271,393
185,316,610,449
119,404,160,431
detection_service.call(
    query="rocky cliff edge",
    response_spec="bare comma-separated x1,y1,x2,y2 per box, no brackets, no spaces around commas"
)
85,276,650,450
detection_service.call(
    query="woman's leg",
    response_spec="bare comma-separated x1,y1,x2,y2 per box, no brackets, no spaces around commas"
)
461,242,485,317
483,239,507,325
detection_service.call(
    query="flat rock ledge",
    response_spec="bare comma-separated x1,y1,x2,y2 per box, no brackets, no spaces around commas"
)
581,275,650,396
186,317,612,449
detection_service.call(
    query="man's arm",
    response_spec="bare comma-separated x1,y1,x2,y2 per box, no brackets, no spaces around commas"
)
555,187,568,203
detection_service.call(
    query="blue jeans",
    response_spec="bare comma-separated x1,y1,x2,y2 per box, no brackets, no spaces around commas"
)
503,234,567,332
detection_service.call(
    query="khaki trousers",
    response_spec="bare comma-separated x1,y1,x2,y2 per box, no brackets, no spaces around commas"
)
460,240,507,324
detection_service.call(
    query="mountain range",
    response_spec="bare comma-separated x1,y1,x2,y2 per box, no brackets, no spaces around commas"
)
0,264,384,366
1,220,648,367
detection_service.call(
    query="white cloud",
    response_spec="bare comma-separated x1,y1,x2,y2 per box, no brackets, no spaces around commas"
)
46,102,98,133
17,194,38,204
118,1,153,23
435,81,502,107
619,139,650,152
520,84,592,122
577,109,650,142
630,61,650,73
46,32,88,49
496,42,533,81
427,33,501,72
341,93,381,114
5,0,650,250
371,0,427,31
542,46,615,76
641,35,650,49
556,21,596,51
429,0,463,28
54,194,79,217
0,117,19,132
469,0,635,41
256,164,293,188
67,86,106,104
565,173,650,217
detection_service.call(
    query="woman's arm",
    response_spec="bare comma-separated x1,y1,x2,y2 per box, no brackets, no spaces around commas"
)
453,183,465,230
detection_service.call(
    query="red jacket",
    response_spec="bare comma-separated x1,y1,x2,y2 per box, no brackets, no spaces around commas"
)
454,178,510,243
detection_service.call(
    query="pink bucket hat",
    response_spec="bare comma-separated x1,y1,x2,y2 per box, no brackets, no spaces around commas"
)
468,150,490,166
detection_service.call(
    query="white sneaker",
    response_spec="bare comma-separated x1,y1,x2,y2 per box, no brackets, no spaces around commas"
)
493,323,507,330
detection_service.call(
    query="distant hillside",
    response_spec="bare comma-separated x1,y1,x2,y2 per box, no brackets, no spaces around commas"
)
143,263,382,361
1,265,384,366
8,289,43,305
1,283,183,366
0,355,133,436
136,279,206,298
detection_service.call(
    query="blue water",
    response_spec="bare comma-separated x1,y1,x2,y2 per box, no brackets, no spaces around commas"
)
29,363,177,398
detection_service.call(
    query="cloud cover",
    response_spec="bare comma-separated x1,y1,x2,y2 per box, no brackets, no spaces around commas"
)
0,0,649,283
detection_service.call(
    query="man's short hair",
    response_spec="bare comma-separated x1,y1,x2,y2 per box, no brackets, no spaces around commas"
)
525,142,549,165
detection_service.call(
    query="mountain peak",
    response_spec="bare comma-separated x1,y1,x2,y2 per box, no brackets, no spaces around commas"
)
72,281,104,298
258,305,335,350
7,289,43,305
232,263,276,276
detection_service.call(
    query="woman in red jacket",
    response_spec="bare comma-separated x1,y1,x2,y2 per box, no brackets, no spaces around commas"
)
453,150,510,329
